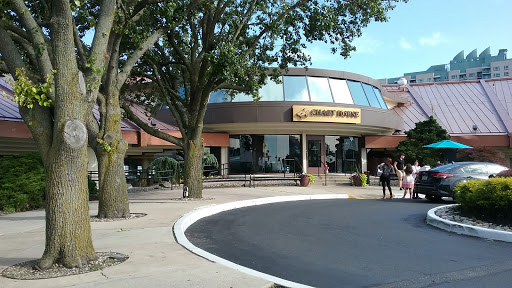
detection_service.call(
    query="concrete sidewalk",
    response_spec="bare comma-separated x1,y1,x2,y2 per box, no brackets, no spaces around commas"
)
0,184,386,288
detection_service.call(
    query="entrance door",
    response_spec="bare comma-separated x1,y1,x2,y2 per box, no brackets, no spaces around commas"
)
306,135,325,174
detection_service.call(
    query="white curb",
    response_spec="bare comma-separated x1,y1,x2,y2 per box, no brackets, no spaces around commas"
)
426,204,512,242
174,194,349,288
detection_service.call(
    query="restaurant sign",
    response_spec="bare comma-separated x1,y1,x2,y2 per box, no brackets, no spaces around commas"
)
292,105,361,124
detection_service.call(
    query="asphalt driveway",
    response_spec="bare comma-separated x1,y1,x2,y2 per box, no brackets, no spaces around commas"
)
185,198,512,287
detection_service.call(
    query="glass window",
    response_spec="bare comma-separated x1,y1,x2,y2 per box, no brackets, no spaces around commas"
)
329,79,353,104
209,90,230,103
504,65,509,70
505,72,509,77
342,137,359,173
362,83,381,108
229,135,302,174
493,66,500,71
283,76,309,101
467,164,488,175
347,80,369,106
373,87,388,109
259,78,284,101
468,73,475,77
232,92,253,102
451,75,457,79
325,136,345,173
494,73,501,77
307,77,333,102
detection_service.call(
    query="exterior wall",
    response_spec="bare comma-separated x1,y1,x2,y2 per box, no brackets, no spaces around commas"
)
448,70,460,81
365,135,406,149
0,120,32,138
466,67,482,80
415,72,435,83
491,59,512,78
200,102,403,139
365,135,510,149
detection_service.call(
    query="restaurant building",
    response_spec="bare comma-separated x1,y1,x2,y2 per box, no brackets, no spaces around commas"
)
2,68,512,175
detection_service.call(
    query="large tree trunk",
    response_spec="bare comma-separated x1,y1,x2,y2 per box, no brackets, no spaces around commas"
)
183,135,204,198
97,139,129,218
97,91,130,218
39,1,95,268
40,136,95,269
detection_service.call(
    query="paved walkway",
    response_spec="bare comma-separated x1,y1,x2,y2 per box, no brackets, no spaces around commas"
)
0,184,467,287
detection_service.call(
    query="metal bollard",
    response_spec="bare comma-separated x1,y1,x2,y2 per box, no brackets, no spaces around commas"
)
183,186,189,198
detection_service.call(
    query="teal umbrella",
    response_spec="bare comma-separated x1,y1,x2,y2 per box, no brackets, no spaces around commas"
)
424,140,472,149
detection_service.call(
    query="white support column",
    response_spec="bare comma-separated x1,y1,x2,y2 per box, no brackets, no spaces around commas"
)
302,133,307,173
361,148,368,173
220,146,229,177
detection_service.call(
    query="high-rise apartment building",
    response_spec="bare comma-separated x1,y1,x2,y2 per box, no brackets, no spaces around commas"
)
381,47,512,84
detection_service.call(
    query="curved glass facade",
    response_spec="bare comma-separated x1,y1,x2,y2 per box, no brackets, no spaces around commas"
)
208,75,387,109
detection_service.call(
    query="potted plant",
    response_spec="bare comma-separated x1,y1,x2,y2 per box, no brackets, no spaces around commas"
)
299,173,315,187
351,172,368,187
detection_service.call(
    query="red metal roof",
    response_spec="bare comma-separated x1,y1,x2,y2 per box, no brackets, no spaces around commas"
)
384,79,512,135
0,77,177,131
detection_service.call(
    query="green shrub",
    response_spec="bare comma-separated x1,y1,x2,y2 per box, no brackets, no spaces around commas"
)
0,153,46,212
149,157,183,184
203,151,219,168
455,178,512,224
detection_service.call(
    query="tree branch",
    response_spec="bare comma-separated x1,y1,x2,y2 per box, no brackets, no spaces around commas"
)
73,24,88,70
216,84,251,91
231,0,257,43
8,31,39,69
118,28,165,85
167,31,193,74
245,0,307,56
10,0,53,77
121,102,184,147
4,23,30,42
0,62,8,74
0,23,53,162
88,0,117,87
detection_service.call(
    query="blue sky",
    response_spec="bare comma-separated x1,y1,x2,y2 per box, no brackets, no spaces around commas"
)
305,0,512,80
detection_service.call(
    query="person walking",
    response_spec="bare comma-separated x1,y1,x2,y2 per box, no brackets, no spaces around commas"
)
401,164,415,199
394,153,405,190
378,158,395,199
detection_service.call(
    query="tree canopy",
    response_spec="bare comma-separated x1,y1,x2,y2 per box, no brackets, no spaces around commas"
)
123,0,406,198
396,116,450,166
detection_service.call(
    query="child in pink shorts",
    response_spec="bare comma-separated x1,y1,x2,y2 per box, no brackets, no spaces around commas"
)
401,164,415,199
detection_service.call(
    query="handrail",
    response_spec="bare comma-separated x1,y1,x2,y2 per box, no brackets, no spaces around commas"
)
318,160,328,186
293,156,304,176
88,168,177,188
283,158,298,177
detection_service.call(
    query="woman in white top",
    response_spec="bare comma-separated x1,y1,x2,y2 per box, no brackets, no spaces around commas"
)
412,160,421,199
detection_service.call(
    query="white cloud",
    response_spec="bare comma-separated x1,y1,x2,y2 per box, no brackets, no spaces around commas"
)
419,32,443,46
352,36,382,54
400,37,413,50
303,45,334,62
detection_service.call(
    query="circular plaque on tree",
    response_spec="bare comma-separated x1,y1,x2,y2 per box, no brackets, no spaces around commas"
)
64,119,87,149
